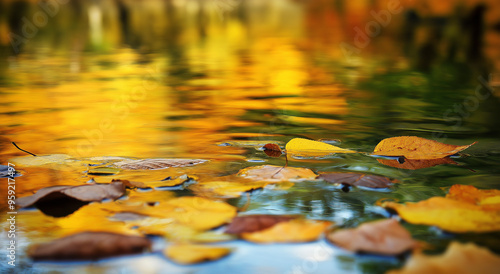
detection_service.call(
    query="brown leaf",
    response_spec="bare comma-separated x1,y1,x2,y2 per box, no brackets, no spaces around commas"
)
388,242,500,274
17,181,126,208
28,232,151,261
112,179,148,188
113,159,207,170
326,219,418,255
263,143,283,157
317,173,395,188
225,214,296,234
372,136,476,159
377,157,459,170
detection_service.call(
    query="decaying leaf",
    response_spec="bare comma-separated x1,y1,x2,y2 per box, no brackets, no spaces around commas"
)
285,138,356,156
28,232,151,261
262,143,283,157
17,181,126,208
225,214,296,234
113,158,207,170
317,173,395,188
387,242,500,274
377,157,459,170
237,165,316,182
326,219,418,255
373,136,476,160
241,219,331,243
381,185,500,233
164,244,232,265
190,180,268,198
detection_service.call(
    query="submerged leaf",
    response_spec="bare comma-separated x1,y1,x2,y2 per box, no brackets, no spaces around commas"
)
225,214,296,234
388,242,500,274
326,219,418,255
28,232,151,261
164,244,231,265
237,165,316,182
241,219,331,243
373,136,476,159
317,173,395,188
285,138,356,156
114,158,207,170
377,157,459,170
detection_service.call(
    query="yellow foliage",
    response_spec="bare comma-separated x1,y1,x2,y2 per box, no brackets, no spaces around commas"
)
164,244,232,264
285,138,356,156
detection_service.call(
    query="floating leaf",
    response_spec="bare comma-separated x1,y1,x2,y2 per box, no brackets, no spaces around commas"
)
326,219,418,255
164,244,231,265
381,185,500,233
241,219,331,243
388,242,500,274
9,154,72,166
285,138,356,156
317,173,395,188
225,214,296,234
373,136,476,159
262,143,283,157
114,158,207,170
111,179,148,188
237,165,316,182
28,232,151,261
190,180,268,198
377,157,459,170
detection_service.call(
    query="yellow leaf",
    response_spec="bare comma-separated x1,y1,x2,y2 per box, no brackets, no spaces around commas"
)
241,219,331,243
164,244,232,264
373,136,476,159
388,242,500,274
237,165,316,182
190,180,269,198
285,138,356,156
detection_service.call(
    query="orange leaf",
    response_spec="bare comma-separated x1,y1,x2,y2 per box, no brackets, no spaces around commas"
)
377,157,459,170
241,219,331,243
373,136,476,159
164,244,232,264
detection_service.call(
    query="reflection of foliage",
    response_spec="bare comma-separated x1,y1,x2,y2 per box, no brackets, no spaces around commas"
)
211,0,239,19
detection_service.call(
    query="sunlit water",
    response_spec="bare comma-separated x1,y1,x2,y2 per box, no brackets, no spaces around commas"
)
1,0,500,273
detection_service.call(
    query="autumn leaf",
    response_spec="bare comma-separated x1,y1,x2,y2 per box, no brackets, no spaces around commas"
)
372,136,476,159
28,232,151,261
388,242,500,274
225,214,297,234
164,244,232,265
317,173,396,189
87,167,120,175
262,143,283,157
377,157,459,170
241,219,331,243
381,185,500,233
326,219,418,255
113,158,207,170
190,180,269,198
285,138,356,156
237,165,316,182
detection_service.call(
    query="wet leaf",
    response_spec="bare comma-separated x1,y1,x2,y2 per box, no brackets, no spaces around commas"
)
237,165,316,182
9,154,72,166
377,157,459,170
317,173,395,188
388,242,500,274
164,244,232,265
17,181,126,208
28,232,151,261
190,180,268,198
326,219,418,255
263,143,283,157
87,167,120,175
241,219,331,243
146,174,198,188
373,136,476,159
225,214,296,234
381,185,500,233
285,138,356,156
111,179,148,188
113,158,207,170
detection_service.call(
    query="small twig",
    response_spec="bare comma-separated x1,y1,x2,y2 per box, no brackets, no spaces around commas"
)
272,152,288,178
12,142,37,156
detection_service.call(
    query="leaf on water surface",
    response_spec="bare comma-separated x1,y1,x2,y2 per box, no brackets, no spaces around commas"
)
17,181,126,208
262,143,283,157
241,219,332,243
28,232,151,261
113,158,207,170
285,138,356,156
387,242,500,274
225,214,297,234
111,179,148,188
237,165,316,182
164,244,232,265
372,136,476,159
317,172,395,188
9,154,72,166
326,219,418,255
381,185,500,233
377,157,459,170
190,180,269,198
